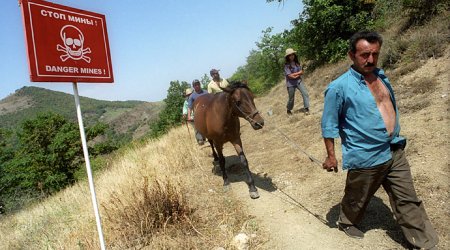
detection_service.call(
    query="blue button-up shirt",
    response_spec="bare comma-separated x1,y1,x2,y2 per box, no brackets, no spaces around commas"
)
321,67,406,170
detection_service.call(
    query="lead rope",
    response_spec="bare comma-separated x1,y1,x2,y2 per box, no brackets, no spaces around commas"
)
235,102,323,167
234,103,330,225
270,126,323,167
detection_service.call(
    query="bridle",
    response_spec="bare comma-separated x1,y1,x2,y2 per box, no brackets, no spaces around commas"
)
226,84,263,127
236,104,259,121
233,100,261,125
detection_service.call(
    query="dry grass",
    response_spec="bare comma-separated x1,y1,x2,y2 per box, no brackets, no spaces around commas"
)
0,128,262,249
380,10,449,70
101,177,193,249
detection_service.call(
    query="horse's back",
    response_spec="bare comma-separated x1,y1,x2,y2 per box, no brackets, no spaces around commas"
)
193,93,214,136
194,93,232,141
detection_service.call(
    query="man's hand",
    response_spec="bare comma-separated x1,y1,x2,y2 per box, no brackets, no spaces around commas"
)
182,114,187,120
322,156,338,173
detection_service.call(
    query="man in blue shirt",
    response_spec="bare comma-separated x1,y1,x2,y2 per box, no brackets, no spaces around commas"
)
187,79,207,145
321,31,438,249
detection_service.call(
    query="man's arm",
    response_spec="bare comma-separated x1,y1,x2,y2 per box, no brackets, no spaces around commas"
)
323,138,338,172
207,83,213,94
187,96,194,121
187,107,193,121
221,78,229,88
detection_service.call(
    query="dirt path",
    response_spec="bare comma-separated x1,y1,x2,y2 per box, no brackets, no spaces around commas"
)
231,181,367,250
220,133,404,250
208,48,449,249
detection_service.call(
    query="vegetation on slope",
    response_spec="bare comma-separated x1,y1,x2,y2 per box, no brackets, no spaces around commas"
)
0,128,261,249
0,87,163,212
0,0,448,248
232,0,449,94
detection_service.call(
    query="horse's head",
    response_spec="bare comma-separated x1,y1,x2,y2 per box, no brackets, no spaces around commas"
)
223,81,264,130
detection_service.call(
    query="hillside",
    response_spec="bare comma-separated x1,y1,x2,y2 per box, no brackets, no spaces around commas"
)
227,42,449,249
0,86,163,139
1,45,447,249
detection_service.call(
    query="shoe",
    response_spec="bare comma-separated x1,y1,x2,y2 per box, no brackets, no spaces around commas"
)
197,140,204,145
287,110,293,115
337,223,364,239
304,108,310,115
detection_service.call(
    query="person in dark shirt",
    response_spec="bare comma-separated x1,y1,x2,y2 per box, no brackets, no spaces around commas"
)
187,79,207,145
284,48,310,115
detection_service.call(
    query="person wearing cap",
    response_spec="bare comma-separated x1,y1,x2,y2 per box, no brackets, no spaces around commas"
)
187,79,207,145
207,69,229,94
284,48,310,115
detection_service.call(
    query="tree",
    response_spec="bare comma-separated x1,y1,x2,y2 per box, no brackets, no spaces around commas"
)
287,0,375,65
3,113,83,194
229,28,287,94
0,128,14,166
200,74,211,90
149,80,190,138
0,129,14,202
1,113,111,196
254,28,286,84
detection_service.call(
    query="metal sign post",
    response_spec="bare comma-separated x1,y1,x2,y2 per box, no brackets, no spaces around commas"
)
73,82,106,250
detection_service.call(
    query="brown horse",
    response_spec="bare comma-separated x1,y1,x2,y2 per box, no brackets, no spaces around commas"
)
193,81,264,199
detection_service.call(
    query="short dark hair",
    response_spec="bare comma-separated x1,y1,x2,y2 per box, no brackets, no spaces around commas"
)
349,31,383,53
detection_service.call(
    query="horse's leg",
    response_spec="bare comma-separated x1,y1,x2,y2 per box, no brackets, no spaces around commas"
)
215,144,230,189
232,140,259,199
208,139,219,162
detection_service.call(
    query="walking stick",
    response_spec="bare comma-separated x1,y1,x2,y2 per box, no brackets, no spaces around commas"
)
184,119,194,144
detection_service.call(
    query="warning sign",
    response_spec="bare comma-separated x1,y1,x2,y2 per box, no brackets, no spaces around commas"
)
20,0,114,83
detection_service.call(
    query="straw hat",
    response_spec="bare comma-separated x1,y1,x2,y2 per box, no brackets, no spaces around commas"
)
285,48,297,57
185,88,193,96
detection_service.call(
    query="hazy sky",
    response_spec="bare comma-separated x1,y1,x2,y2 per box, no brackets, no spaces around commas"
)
1,0,303,102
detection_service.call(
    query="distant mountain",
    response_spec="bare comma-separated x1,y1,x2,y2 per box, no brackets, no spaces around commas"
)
0,86,164,140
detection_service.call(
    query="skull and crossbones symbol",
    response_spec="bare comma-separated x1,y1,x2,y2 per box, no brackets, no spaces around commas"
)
56,25,91,63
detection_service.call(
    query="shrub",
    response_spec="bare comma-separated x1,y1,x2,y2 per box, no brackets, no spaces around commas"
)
102,177,193,248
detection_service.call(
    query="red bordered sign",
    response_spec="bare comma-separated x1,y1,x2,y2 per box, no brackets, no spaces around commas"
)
20,0,114,83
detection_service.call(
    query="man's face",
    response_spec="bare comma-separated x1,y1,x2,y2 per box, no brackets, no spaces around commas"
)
193,83,201,92
211,72,220,80
348,39,381,76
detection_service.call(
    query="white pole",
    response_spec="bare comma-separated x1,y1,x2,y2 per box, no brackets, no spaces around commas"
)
72,82,106,250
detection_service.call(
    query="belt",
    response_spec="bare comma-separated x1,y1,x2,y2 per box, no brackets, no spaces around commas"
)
390,143,404,151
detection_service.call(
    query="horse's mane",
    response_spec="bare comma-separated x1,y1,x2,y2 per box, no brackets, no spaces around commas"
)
228,81,249,91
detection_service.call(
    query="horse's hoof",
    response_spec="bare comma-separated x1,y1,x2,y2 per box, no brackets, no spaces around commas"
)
249,191,260,199
223,184,231,192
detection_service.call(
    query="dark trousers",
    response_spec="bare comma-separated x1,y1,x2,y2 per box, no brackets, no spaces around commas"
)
338,148,439,249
